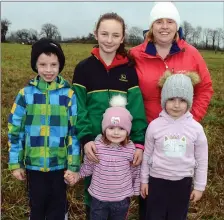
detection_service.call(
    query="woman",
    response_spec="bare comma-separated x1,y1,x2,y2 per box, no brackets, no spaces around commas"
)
130,2,213,219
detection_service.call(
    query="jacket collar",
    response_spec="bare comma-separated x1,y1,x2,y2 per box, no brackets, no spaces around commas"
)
91,47,129,71
145,41,181,56
29,75,70,91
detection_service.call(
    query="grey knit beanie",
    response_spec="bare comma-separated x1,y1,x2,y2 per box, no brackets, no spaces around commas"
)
161,74,194,109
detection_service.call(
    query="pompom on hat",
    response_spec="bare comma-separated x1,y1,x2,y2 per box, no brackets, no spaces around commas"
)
159,71,201,110
149,2,180,30
102,95,133,135
31,38,65,73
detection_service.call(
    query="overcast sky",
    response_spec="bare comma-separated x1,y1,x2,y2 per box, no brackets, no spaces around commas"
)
2,1,224,39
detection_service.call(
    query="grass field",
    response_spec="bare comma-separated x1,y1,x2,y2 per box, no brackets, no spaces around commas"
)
1,43,224,220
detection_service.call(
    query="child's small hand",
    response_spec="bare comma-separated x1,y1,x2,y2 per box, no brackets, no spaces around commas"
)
140,183,148,199
190,189,203,203
72,173,80,185
12,168,26,181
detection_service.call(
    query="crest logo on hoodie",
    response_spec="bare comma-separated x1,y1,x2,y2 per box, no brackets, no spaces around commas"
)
163,135,186,157
119,74,128,82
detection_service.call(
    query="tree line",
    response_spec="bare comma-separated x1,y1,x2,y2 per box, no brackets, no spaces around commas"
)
1,18,224,51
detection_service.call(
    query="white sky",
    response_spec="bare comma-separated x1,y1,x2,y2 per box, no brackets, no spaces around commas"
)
1,1,224,38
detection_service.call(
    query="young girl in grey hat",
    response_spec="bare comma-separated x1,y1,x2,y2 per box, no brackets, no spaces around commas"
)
140,71,208,220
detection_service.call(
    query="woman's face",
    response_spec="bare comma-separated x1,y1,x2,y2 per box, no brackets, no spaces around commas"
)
152,18,177,45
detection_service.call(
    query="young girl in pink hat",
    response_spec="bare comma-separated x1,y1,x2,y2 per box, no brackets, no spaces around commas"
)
65,95,140,220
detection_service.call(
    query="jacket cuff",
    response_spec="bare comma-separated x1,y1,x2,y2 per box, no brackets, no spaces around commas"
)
135,144,144,150
194,183,205,192
67,165,80,172
8,163,24,170
81,135,95,146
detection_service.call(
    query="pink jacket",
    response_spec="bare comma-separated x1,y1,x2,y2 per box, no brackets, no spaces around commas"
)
130,39,213,123
141,110,208,191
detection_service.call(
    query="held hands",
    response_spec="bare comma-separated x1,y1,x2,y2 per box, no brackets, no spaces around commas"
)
84,141,99,163
12,168,26,181
133,148,143,166
64,170,80,186
190,189,203,203
140,183,148,199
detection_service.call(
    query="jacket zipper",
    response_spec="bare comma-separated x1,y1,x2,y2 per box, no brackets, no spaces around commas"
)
44,89,49,171
107,69,111,103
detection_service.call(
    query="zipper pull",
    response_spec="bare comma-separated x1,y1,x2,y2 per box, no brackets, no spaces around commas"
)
164,61,168,69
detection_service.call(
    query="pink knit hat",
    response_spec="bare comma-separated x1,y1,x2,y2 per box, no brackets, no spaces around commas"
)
102,95,133,135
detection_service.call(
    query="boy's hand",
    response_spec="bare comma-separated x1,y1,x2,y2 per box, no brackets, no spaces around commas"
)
12,168,26,181
133,149,143,166
84,141,99,163
190,189,203,203
64,170,79,186
140,183,148,199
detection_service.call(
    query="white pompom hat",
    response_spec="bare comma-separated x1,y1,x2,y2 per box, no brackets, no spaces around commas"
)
149,2,180,30
102,95,133,135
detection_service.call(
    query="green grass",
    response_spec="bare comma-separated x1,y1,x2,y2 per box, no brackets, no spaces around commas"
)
1,43,224,219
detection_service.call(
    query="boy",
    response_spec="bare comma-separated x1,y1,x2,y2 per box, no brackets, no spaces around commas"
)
8,38,80,220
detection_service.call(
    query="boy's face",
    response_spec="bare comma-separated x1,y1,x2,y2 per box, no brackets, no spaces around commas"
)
36,53,60,82
165,97,188,119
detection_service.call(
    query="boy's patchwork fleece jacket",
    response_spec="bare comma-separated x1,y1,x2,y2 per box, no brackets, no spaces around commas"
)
8,75,80,172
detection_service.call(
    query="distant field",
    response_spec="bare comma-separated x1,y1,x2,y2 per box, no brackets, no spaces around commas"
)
1,43,224,219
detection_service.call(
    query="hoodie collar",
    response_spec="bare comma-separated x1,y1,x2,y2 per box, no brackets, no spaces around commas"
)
91,47,129,71
159,109,193,122
29,75,70,91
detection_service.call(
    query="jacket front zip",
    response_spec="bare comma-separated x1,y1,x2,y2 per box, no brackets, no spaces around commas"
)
44,89,49,171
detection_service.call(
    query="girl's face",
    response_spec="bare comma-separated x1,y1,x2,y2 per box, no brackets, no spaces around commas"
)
95,19,124,56
152,18,177,45
105,126,127,144
165,97,188,119
36,53,59,82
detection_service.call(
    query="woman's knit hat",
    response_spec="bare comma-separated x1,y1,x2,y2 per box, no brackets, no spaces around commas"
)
102,95,133,135
31,38,65,73
159,71,201,109
149,2,180,30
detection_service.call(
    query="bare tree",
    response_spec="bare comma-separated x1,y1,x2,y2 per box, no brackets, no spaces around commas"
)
192,26,202,46
210,29,218,50
128,26,144,45
16,29,30,43
40,23,61,40
1,19,11,42
182,21,193,42
28,29,39,43
7,31,17,42
215,28,224,50
203,28,212,49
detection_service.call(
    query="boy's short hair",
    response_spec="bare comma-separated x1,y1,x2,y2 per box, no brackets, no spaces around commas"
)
31,38,65,73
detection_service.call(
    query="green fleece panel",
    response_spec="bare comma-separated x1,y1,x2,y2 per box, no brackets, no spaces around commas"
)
74,84,147,145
